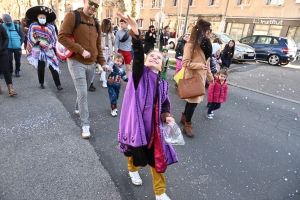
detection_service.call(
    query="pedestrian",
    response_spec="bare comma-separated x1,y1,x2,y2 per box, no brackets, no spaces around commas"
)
206,69,228,119
0,24,17,96
159,26,170,52
99,18,115,88
21,17,29,50
174,33,189,75
160,46,169,80
25,6,63,91
58,1,109,139
143,25,156,54
117,12,178,200
114,19,132,78
2,14,25,77
181,18,214,137
221,40,235,69
107,53,128,117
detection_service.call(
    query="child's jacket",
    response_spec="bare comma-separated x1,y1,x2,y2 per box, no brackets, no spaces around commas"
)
207,77,228,103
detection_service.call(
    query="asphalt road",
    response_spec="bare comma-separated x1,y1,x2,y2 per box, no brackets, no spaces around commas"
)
1,55,300,200
56,58,300,199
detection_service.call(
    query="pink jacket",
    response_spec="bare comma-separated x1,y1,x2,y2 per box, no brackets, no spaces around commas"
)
207,77,228,103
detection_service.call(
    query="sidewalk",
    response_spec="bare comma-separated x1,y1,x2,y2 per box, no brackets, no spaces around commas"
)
0,60,121,199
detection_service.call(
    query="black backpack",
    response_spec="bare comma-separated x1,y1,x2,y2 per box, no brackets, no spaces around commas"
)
73,10,100,32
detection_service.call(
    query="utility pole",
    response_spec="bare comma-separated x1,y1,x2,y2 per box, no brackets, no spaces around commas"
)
183,0,191,35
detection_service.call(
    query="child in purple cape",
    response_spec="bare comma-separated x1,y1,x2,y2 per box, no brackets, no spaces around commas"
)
117,13,178,200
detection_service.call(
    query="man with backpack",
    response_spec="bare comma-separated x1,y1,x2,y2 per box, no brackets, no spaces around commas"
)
58,0,109,139
2,14,25,77
114,19,132,77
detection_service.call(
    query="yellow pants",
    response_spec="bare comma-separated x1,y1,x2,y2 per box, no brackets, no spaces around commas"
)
127,157,166,195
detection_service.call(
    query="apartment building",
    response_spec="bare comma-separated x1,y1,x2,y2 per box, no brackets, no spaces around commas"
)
101,0,300,44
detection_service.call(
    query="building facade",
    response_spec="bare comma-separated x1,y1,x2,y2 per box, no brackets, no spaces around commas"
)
101,0,300,45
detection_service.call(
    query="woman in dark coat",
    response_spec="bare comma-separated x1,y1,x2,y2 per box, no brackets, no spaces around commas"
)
143,25,156,54
221,40,235,68
0,24,17,96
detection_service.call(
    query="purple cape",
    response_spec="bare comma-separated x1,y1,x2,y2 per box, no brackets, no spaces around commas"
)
118,66,178,166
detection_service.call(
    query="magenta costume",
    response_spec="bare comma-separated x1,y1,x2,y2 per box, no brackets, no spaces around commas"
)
118,30,178,171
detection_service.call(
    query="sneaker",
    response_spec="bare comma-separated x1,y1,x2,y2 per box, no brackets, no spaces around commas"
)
102,81,107,88
82,125,91,139
74,110,80,116
129,171,142,185
206,114,213,119
211,111,214,116
155,193,171,200
15,71,20,77
111,108,117,117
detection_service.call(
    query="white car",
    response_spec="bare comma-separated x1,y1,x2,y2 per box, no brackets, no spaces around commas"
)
212,32,256,62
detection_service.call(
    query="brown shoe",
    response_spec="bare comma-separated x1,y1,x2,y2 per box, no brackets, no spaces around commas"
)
7,84,17,96
180,113,186,124
183,122,195,137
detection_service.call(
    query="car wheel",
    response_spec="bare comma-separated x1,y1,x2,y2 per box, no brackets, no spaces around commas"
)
281,61,289,65
268,54,281,65
169,42,175,49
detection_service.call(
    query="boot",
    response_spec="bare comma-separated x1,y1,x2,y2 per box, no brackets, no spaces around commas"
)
183,122,195,137
7,84,17,96
180,113,186,124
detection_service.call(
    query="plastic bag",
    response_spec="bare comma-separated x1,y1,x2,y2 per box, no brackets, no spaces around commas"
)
160,122,185,145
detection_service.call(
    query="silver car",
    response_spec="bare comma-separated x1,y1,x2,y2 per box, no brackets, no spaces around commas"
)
212,32,256,62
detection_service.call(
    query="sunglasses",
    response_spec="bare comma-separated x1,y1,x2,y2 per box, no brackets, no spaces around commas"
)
88,0,99,8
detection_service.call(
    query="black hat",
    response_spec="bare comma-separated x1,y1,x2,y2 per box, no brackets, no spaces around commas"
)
26,6,56,23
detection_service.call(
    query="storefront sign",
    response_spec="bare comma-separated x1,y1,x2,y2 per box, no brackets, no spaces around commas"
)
253,18,283,25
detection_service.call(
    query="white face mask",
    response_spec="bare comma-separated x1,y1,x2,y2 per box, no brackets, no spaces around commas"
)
38,18,46,25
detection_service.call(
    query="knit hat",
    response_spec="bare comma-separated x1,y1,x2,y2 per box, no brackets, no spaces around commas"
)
2,14,12,23
212,43,221,55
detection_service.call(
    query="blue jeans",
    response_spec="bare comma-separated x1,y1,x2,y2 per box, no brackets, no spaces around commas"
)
108,82,120,107
207,103,221,114
7,48,22,73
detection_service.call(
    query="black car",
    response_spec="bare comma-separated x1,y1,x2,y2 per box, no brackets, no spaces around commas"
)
239,35,297,65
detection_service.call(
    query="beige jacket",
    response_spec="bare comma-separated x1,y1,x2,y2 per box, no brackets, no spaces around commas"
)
101,32,114,59
182,42,214,103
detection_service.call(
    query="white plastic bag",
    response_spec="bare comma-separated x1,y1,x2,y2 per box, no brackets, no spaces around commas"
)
160,122,185,145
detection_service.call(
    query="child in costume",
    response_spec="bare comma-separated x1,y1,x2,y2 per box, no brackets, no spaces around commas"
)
117,13,177,200
107,53,128,117
160,46,169,80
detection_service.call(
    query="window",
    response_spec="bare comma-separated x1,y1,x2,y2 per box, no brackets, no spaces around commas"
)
296,0,300,3
256,36,272,44
106,9,113,18
253,24,269,35
209,0,219,6
266,0,284,5
240,36,256,44
229,23,244,41
268,25,282,36
173,0,178,6
272,38,279,45
287,27,300,44
226,23,232,34
242,24,250,38
152,0,163,8
137,19,143,28
237,0,251,5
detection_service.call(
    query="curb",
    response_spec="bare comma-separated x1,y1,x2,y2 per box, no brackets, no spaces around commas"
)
167,66,300,105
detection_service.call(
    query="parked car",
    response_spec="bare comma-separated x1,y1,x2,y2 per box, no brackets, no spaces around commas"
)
239,35,298,65
212,32,256,62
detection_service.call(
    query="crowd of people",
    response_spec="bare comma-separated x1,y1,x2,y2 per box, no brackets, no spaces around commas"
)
0,0,231,199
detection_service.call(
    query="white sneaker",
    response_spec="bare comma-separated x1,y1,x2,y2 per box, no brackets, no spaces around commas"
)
211,111,214,116
82,125,91,139
100,77,103,82
102,81,107,88
155,193,171,200
206,114,213,119
74,110,80,116
111,108,117,117
129,171,142,185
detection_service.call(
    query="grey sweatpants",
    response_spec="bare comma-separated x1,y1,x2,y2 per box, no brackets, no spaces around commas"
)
67,59,95,127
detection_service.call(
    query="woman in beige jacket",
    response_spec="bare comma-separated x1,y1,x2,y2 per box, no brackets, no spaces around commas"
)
100,18,115,88
181,19,214,137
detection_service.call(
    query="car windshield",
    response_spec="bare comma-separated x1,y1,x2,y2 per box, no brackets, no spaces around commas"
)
217,33,233,43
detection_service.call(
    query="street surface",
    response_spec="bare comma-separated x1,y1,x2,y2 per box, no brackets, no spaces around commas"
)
0,54,299,200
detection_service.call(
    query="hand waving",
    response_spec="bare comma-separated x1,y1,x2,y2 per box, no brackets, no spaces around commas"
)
116,12,138,35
